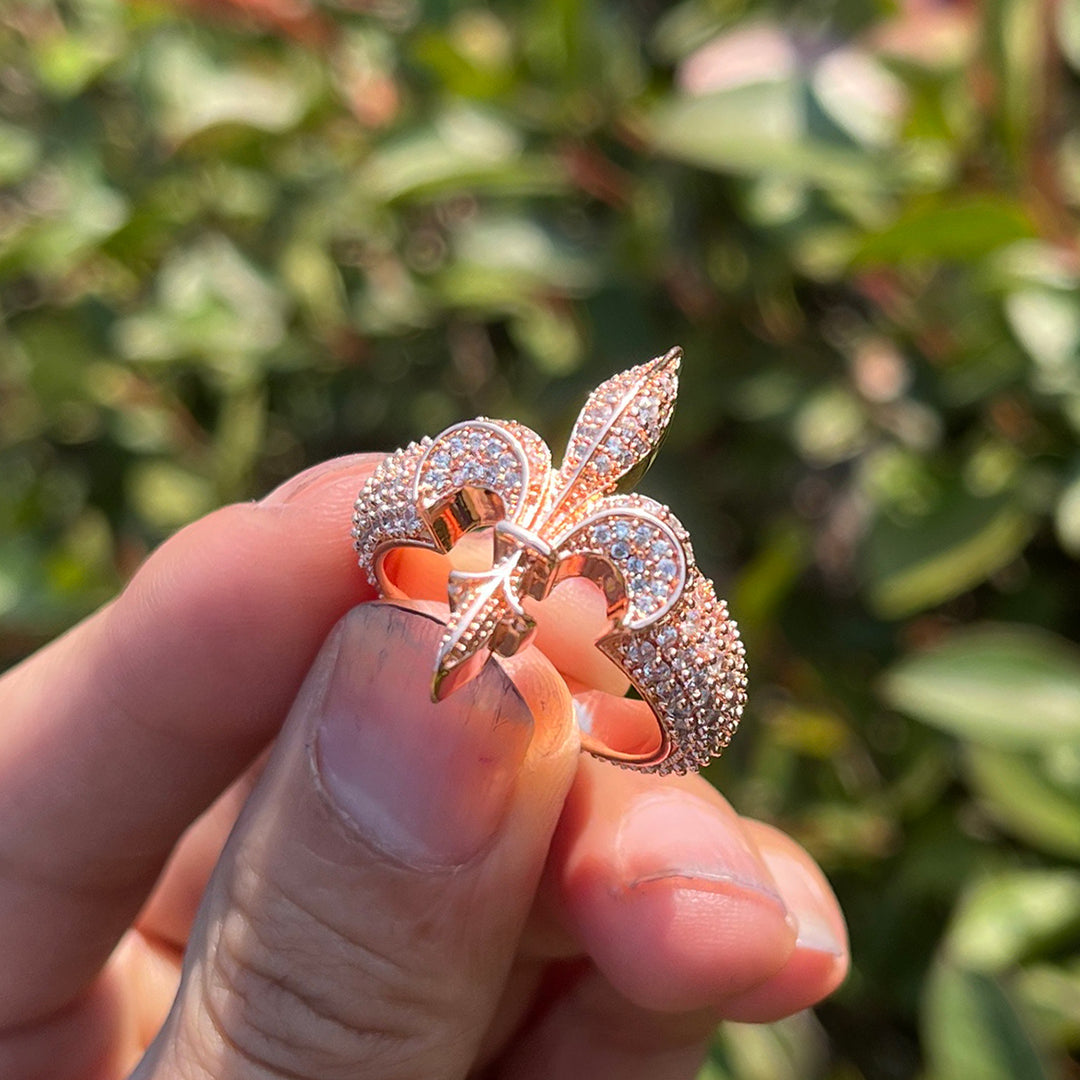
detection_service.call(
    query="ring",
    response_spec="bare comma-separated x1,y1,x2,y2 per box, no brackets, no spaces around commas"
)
351,348,747,774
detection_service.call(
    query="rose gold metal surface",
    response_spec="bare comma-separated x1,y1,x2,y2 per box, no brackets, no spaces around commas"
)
352,348,748,773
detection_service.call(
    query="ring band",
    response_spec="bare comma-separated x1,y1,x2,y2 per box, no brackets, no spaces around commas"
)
351,348,747,774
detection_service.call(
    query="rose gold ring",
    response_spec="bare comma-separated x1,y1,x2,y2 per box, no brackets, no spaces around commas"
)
351,348,747,774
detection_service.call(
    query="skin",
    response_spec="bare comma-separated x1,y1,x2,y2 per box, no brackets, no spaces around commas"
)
0,454,847,1080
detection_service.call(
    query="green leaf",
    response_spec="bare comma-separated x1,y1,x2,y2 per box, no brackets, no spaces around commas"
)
1054,466,1080,556
715,1013,828,1080
645,82,896,191
865,492,1033,618
359,106,565,202
148,37,312,142
965,744,1080,860
33,29,122,97
1058,0,1080,73
127,461,215,531
923,962,1052,1080
881,624,1080,747
1015,962,1080,1048
0,121,40,185
947,870,1080,972
113,234,286,364
1005,288,1080,387
854,197,1036,265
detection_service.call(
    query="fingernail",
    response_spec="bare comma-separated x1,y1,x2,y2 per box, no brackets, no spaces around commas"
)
616,792,786,909
260,454,378,507
315,603,533,868
758,845,847,956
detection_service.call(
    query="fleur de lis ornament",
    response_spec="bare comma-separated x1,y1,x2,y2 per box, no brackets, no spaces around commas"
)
353,348,747,774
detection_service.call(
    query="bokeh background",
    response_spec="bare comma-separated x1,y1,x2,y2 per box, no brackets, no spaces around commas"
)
3,0,1080,1076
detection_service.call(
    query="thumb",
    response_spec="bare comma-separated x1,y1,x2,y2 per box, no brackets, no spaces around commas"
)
134,602,578,1080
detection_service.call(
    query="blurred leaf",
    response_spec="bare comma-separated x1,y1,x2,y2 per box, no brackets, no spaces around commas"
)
646,82,897,191
965,744,1080,860
7,164,129,273
114,234,286,364
732,524,808,634
854,197,1035,265
452,214,598,292
213,384,267,499
923,962,1052,1080
1016,962,1080,1048
812,47,905,149
987,0,1043,163
791,384,867,465
865,492,1033,618
1005,288,1080,393
713,1012,828,1080
149,36,313,142
695,1057,733,1080
508,304,583,374
1058,0,1080,73
33,26,121,96
128,460,214,530
768,704,851,758
360,105,564,202
0,121,40,184
411,18,515,100
1053,465,1080,556
882,624,1080,748
947,870,1080,973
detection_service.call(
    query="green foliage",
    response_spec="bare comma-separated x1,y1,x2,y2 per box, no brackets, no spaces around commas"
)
2,0,1079,1076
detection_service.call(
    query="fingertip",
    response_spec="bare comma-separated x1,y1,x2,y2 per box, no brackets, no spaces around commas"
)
744,822,848,962
717,821,849,1022
557,764,797,1013
717,946,848,1023
577,872,797,1013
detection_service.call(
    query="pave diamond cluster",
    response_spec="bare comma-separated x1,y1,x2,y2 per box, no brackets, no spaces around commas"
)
351,347,748,774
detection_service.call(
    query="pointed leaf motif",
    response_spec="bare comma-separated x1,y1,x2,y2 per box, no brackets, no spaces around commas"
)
543,348,682,538
435,553,523,690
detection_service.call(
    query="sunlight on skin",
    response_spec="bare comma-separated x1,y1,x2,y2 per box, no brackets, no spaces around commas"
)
0,458,847,1080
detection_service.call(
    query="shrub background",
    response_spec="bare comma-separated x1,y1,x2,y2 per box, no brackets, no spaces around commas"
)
3,1,1080,1076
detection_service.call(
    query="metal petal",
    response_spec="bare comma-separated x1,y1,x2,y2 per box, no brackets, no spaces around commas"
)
542,347,681,539
551,494,690,631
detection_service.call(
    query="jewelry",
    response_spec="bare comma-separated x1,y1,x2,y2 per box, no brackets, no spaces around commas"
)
352,348,747,774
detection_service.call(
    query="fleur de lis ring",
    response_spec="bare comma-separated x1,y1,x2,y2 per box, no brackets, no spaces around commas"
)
352,348,747,774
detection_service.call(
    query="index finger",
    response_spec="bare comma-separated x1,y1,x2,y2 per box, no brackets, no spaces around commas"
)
0,454,380,1029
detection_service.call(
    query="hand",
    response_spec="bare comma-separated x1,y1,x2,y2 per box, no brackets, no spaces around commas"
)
0,455,847,1080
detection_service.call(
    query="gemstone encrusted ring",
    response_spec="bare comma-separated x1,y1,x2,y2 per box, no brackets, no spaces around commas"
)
351,348,748,774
